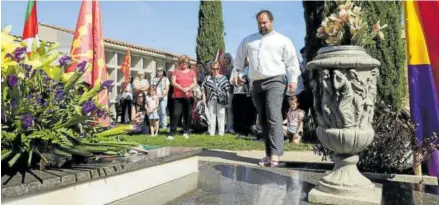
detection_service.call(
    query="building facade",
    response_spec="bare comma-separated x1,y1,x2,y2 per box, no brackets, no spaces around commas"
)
37,23,196,115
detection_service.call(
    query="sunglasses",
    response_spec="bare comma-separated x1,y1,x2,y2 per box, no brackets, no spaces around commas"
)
212,67,220,70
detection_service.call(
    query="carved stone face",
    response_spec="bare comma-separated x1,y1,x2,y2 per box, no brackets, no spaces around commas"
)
347,69,358,80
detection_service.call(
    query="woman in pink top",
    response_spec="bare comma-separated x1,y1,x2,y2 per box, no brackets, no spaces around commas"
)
168,55,197,140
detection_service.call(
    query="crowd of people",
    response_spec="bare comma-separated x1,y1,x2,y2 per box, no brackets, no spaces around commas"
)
117,51,308,139
117,10,309,167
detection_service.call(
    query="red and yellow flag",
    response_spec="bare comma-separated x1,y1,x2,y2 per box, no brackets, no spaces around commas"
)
120,49,131,89
68,0,110,126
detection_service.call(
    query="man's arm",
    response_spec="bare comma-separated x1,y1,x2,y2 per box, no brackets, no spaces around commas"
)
231,38,248,85
283,38,301,84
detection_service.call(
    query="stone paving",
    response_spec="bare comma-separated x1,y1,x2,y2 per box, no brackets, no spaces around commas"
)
198,149,332,167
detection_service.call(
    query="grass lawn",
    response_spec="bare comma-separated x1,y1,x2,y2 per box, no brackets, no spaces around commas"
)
123,133,313,151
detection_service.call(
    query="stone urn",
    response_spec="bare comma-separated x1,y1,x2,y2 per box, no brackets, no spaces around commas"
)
306,46,382,205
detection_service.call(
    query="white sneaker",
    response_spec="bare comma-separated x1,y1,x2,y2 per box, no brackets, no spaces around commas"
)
167,136,174,140
183,133,190,139
229,129,236,134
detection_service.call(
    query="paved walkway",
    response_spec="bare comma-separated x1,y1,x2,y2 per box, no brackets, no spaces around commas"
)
199,149,332,167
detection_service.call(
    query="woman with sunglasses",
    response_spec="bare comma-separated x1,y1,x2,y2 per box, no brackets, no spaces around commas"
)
202,61,231,136
131,91,149,134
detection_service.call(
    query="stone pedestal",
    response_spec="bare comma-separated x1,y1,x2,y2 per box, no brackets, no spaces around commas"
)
308,154,382,205
306,46,382,205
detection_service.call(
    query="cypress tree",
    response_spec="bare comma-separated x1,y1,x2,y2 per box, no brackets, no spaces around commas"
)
357,1,406,111
196,0,225,64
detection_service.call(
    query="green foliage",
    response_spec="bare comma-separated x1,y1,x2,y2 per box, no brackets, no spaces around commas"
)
196,0,225,63
357,1,406,111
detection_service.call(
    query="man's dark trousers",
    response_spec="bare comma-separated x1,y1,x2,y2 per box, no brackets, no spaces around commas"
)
252,75,286,157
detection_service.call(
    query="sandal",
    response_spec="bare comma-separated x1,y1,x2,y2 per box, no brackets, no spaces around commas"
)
258,157,271,167
270,160,280,168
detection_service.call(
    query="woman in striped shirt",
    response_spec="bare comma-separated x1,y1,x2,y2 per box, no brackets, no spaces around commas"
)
202,61,231,136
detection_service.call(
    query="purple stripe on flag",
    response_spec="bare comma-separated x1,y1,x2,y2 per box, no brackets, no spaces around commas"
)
408,64,439,177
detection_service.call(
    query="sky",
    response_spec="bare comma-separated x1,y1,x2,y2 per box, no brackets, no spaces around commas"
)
1,1,306,60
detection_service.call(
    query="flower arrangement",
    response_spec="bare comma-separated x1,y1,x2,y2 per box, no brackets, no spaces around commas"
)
1,26,137,171
316,0,387,46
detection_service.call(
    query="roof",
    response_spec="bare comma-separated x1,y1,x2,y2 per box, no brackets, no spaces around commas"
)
39,23,196,61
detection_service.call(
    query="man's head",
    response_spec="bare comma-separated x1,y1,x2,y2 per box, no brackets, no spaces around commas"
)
256,10,274,35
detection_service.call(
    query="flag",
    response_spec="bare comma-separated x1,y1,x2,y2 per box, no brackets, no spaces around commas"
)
405,0,439,177
215,48,224,74
22,0,39,53
120,49,131,89
214,48,223,62
68,0,110,126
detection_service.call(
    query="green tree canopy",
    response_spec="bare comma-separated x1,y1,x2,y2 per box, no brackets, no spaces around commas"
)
196,0,225,64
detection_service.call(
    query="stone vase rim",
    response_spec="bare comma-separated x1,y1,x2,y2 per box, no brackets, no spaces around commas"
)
306,45,381,70
317,45,366,55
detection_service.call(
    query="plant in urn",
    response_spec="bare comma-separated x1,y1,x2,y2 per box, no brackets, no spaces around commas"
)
307,1,387,204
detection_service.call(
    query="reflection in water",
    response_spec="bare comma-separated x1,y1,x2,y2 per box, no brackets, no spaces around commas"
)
216,164,310,205
167,163,439,205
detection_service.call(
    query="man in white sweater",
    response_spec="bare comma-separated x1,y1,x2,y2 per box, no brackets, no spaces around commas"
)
232,10,301,167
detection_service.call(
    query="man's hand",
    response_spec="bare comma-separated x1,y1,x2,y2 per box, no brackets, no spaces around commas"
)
288,82,297,94
238,76,246,86
232,76,238,86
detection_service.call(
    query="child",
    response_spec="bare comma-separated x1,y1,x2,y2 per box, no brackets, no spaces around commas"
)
283,96,305,144
146,86,160,136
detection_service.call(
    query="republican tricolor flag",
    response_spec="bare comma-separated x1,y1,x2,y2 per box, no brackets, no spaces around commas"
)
22,0,39,53
404,0,439,177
